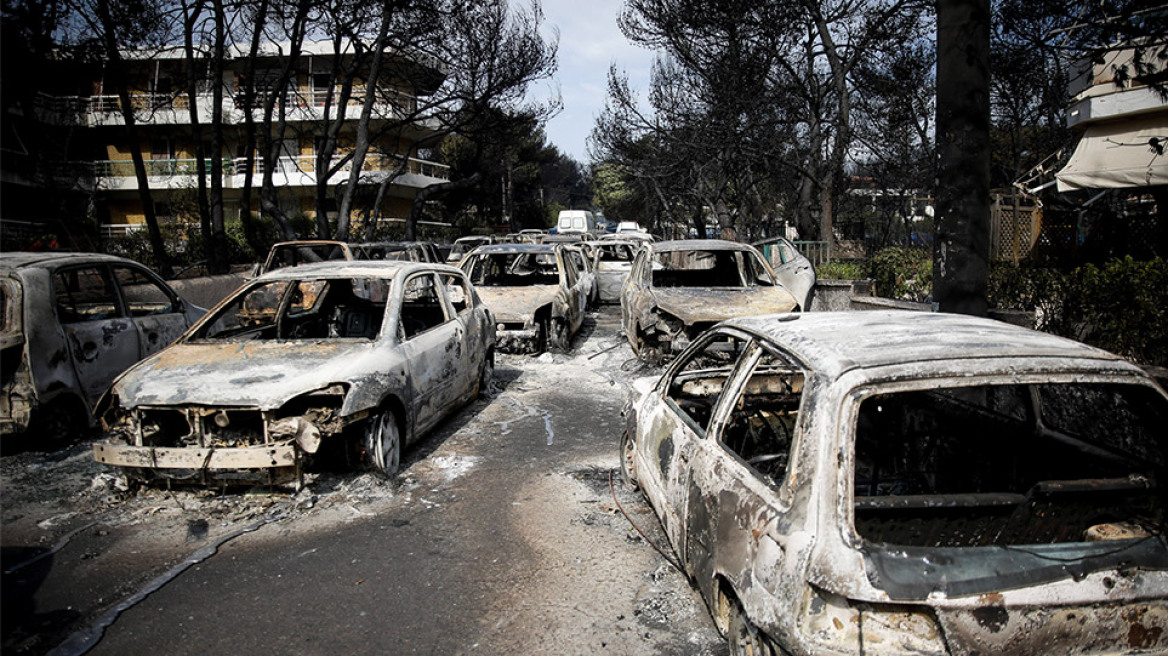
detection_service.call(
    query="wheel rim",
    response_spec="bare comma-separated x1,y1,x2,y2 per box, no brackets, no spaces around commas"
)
366,412,400,476
620,430,637,486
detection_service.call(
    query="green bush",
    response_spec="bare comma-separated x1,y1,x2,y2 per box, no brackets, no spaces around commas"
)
990,258,1168,365
867,247,933,302
816,259,866,280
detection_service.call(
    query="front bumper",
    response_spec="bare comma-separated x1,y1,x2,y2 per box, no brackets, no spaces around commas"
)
93,440,298,469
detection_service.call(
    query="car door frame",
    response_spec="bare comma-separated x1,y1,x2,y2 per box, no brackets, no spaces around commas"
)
769,238,816,310
394,270,461,439
635,327,758,558
52,263,143,409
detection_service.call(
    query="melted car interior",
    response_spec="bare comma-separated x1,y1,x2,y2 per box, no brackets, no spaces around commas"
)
853,382,1167,547
199,278,388,341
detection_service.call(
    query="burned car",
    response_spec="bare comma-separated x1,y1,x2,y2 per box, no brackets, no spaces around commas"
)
1,253,204,440
460,243,587,354
583,239,641,304
253,240,355,277
620,239,813,363
622,311,1168,655
93,261,494,486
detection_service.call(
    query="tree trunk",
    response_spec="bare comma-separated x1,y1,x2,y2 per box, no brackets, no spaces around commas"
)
934,0,991,316
96,0,171,277
208,0,228,273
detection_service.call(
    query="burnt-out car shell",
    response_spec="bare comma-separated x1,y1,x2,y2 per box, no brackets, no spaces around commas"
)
623,311,1168,655
621,239,811,363
460,243,587,354
583,239,641,304
93,260,495,487
0,252,204,440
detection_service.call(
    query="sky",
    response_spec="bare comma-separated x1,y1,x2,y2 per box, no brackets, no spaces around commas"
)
533,0,656,163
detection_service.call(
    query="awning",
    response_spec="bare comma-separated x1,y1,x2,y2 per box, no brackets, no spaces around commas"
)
1056,114,1168,191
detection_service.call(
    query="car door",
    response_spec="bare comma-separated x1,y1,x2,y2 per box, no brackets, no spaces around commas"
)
554,250,585,332
686,340,811,600
437,271,482,402
396,272,460,436
112,264,192,357
637,331,753,553
770,238,816,309
52,264,142,407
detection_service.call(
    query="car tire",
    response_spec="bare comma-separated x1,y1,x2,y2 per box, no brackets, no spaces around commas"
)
728,600,778,656
364,410,401,477
620,428,638,489
549,318,570,352
30,399,85,445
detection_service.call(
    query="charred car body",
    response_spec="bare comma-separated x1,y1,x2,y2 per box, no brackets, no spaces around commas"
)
1,253,204,440
93,261,494,487
583,239,641,304
460,243,588,354
622,311,1168,655
620,239,813,363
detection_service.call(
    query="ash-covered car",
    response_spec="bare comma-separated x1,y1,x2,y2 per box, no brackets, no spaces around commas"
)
583,239,641,304
620,239,813,363
622,311,1168,655
1,252,204,441
93,261,494,487
460,243,588,354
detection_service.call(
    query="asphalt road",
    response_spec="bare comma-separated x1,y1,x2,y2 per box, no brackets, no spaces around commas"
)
2,307,726,656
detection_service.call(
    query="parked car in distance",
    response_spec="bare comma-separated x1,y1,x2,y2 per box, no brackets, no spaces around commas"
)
253,240,354,277
622,311,1168,656
93,260,495,487
460,243,588,354
620,239,813,363
351,241,442,264
582,239,641,304
1,252,205,441
445,236,494,264
615,221,643,234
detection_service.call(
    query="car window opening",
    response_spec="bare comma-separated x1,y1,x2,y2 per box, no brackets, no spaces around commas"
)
853,382,1167,548
466,253,560,287
652,250,746,288
721,368,804,488
666,334,750,431
199,277,388,342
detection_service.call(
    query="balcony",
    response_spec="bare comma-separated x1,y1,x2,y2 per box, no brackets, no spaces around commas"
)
89,154,449,191
39,86,422,127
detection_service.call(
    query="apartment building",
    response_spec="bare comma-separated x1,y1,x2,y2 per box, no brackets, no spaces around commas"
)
18,40,450,239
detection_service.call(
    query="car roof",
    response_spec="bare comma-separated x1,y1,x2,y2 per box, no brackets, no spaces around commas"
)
254,259,463,280
470,243,559,254
725,311,1134,379
0,251,144,271
651,239,755,253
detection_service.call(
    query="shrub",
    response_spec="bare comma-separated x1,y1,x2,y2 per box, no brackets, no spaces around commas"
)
816,259,866,280
990,258,1168,366
867,247,933,302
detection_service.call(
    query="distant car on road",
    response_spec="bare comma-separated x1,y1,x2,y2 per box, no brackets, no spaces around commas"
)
93,260,495,486
620,239,813,363
1,252,204,441
623,311,1168,656
460,243,588,354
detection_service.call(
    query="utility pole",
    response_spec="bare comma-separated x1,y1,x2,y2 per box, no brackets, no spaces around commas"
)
934,0,991,316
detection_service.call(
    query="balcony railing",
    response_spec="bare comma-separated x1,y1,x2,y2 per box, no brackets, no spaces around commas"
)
89,154,449,181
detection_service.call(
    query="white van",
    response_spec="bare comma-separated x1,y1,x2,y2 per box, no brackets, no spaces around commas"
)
556,210,597,235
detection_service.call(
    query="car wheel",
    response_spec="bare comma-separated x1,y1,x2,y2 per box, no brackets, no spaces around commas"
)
30,400,85,445
364,410,401,477
728,601,777,656
549,318,570,352
620,428,638,489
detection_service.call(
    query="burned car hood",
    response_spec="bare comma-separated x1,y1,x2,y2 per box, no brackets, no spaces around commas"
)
651,287,798,324
476,286,560,323
111,341,374,409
